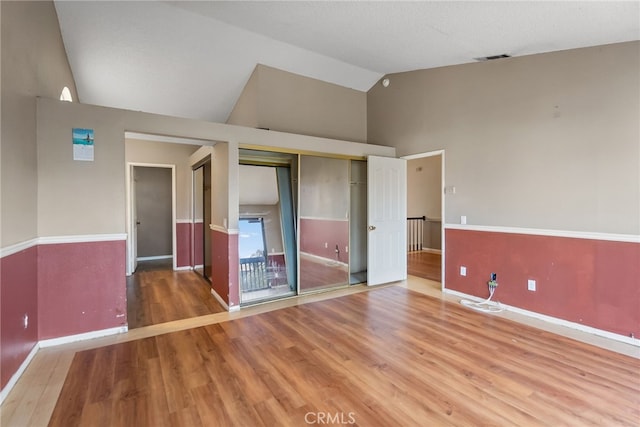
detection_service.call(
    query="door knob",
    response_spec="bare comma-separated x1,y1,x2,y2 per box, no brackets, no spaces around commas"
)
368,225,376,231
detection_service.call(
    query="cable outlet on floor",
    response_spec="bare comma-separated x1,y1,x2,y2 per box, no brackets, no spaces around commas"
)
460,266,467,276
528,279,536,291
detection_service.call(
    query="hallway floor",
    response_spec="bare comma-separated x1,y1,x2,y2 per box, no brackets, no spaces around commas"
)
126,264,226,329
407,250,441,282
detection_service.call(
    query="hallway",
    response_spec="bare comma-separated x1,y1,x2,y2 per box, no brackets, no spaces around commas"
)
407,251,441,282
126,263,226,329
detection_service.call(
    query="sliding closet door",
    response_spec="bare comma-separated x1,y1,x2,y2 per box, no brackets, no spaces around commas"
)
299,155,350,293
238,149,298,305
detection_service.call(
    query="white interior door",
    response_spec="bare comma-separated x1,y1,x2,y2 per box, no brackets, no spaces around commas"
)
367,156,407,286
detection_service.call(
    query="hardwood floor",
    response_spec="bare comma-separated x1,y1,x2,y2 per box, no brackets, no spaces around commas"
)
407,250,441,282
47,286,639,426
299,253,349,292
127,266,225,329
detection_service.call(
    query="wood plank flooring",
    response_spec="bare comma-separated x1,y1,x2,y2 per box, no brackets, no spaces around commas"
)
299,253,349,291
126,266,225,329
49,286,639,426
407,250,441,282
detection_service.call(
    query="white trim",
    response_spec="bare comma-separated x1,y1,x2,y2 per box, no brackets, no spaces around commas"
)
299,216,349,222
194,264,204,269
210,224,239,235
2,235,129,258
0,238,38,258
444,289,640,348
421,248,442,254
126,162,177,275
0,343,39,405
176,219,192,224
300,251,349,268
401,149,446,293
174,266,192,271
38,234,127,245
444,223,640,243
137,255,172,261
210,288,230,311
39,325,128,348
402,149,445,160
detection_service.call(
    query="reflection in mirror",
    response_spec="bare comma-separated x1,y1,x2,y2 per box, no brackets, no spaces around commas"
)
239,151,297,305
299,155,350,292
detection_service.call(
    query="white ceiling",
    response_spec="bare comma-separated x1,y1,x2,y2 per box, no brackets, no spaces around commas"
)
54,1,639,124
239,165,279,206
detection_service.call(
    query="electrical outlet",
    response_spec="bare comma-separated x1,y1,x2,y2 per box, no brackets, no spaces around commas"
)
528,279,536,291
461,215,467,225
23,314,28,329
460,266,467,276
324,242,328,248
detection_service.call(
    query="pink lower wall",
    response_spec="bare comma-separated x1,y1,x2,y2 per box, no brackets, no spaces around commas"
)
300,218,349,263
176,222,191,268
445,229,640,337
38,240,127,340
209,229,239,309
1,246,38,389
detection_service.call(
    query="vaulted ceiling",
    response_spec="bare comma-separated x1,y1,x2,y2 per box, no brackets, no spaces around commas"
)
54,1,639,123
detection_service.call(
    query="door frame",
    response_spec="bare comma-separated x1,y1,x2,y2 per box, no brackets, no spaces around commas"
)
125,162,177,275
401,150,446,291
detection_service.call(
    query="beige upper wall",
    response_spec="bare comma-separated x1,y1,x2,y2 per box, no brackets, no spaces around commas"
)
227,67,259,129
228,64,367,143
369,42,640,235
1,0,78,246
36,98,393,236
125,138,201,220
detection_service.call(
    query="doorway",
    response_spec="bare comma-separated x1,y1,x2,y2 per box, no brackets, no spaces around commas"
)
403,151,444,287
192,159,212,281
134,166,173,269
126,163,176,275
349,160,367,285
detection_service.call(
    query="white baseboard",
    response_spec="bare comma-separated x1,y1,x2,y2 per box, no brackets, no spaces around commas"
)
300,252,349,267
39,325,128,348
174,266,192,271
137,255,172,261
422,248,441,254
444,288,640,347
210,288,230,311
0,342,40,405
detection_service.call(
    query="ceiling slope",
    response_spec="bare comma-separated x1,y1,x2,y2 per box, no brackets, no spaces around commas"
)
54,1,639,123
